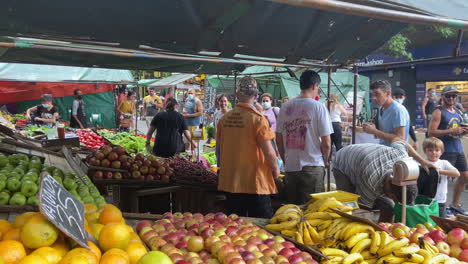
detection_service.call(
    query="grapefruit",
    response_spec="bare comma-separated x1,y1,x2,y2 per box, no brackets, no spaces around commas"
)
126,242,147,264
60,248,97,264
0,240,26,264
32,246,63,264
98,223,130,251
87,242,101,262
20,214,58,248
17,254,48,264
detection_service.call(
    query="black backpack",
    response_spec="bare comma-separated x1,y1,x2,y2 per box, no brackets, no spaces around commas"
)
417,167,440,199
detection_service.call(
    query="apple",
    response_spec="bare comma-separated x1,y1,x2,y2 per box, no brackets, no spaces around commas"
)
461,238,468,250
409,232,424,244
161,244,176,254
436,241,451,255
176,241,188,249
392,228,406,238
247,237,263,245
206,259,220,264
299,252,313,260
258,233,269,241
279,248,294,258
148,237,167,250
218,245,236,260
187,257,204,264
170,253,185,263
230,258,247,264
260,256,275,264
211,241,227,257
289,254,304,264
252,251,263,258
219,235,232,243
275,255,289,264
139,226,153,237
139,251,173,264
152,223,165,233
450,244,463,258
262,248,277,258
142,230,158,242
241,251,256,262
205,237,220,249
136,220,152,233
226,226,239,236
415,224,430,234
264,239,275,247
429,230,447,243
460,250,468,262
282,241,295,249
422,235,435,245
176,261,189,264
291,248,301,255
271,243,285,253
448,228,467,245
273,236,285,243
257,244,268,252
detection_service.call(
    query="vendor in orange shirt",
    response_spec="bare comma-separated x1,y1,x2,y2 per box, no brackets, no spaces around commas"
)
216,76,280,218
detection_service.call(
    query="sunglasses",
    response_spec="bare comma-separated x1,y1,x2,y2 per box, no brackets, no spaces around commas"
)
444,94,458,99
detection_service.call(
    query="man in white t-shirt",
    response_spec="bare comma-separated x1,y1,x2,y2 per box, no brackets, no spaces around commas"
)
276,70,333,204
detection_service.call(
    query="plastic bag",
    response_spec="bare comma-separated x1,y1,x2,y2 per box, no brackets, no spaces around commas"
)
394,195,439,227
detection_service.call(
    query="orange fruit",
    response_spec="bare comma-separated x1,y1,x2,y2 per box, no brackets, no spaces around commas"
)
128,233,141,243
126,242,147,264
85,212,100,225
100,252,129,264
98,223,130,252
89,224,104,240
0,240,26,264
20,214,59,249
32,246,63,264
124,225,133,234
103,249,129,261
84,204,97,214
60,248,97,264
50,238,70,257
17,254,48,264
0,220,13,235
87,242,101,262
3,228,20,241
98,206,123,225
13,213,37,229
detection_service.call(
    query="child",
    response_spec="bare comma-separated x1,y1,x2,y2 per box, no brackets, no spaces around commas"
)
423,137,460,217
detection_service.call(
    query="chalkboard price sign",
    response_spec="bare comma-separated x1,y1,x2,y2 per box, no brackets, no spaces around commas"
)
39,174,89,249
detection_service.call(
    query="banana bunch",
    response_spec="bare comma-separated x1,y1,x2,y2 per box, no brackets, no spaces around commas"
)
306,197,354,214
265,204,302,234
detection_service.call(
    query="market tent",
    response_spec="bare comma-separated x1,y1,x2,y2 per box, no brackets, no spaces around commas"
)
148,74,199,90
0,63,135,128
126,79,160,89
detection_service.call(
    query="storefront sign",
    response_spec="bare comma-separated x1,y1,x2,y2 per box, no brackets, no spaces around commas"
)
417,64,468,81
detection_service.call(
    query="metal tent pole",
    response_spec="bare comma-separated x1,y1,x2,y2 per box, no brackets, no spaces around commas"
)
352,69,358,144
326,68,332,192
271,0,468,29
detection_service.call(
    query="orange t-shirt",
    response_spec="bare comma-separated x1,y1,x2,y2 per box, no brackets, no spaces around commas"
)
216,103,277,195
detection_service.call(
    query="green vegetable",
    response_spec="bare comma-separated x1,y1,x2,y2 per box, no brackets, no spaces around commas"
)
98,130,153,153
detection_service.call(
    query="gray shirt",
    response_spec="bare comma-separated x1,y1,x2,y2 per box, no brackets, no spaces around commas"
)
333,141,408,208
72,100,83,115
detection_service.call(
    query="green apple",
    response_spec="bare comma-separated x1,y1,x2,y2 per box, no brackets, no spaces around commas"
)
0,155,7,168
63,178,77,191
95,197,107,208
0,174,6,182
27,196,39,206
24,172,38,182
9,193,26,206
0,181,5,192
6,178,21,192
53,169,64,179
53,176,63,185
78,189,90,198
12,167,25,176
0,192,10,205
69,190,80,199
138,251,172,264
21,181,38,197
82,196,94,205
28,160,42,171
8,172,21,180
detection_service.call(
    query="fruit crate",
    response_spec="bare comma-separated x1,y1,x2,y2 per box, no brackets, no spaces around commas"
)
431,215,468,233
42,137,80,149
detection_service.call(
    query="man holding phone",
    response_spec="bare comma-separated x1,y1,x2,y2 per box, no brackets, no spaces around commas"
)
428,86,468,216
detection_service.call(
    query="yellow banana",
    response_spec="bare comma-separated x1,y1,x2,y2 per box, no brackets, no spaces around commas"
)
401,262,419,264
417,249,434,263
305,221,321,242
421,240,439,256
294,231,304,244
361,251,374,260
265,219,299,231
367,259,378,264
275,204,300,215
405,253,424,263
318,220,333,231
394,244,421,257
377,238,409,257
320,248,349,258
345,233,370,249
334,205,354,212
305,212,340,220
306,219,326,227
427,254,449,264
318,199,344,212
302,223,313,245
376,255,405,264
343,253,364,264
341,223,374,240
351,238,372,254
379,231,394,251
369,231,381,254
319,229,327,239
326,218,352,238
322,258,344,264
281,229,296,237
270,212,301,223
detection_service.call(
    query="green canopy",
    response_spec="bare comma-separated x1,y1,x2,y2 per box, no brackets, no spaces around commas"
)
127,79,160,89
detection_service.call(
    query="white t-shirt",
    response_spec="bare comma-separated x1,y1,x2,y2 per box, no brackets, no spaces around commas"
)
277,98,333,171
432,159,457,203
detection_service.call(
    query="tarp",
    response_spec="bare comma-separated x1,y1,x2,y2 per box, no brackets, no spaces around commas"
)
149,74,198,89
127,79,160,89
0,63,134,83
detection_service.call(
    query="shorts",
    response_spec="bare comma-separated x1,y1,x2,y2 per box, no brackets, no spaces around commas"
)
441,152,467,172
284,166,325,205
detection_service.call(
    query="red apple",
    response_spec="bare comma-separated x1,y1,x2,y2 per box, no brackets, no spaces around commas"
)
299,252,313,260
282,241,295,249
176,241,188,249
429,230,447,243
176,261,189,264
141,230,158,242
241,251,256,261
152,223,165,233
450,244,463,258
247,236,263,245
205,237,220,249
410,232,424,244
246,259,261,264
244,243,258,253
288,254,304,264
187,236,204,253
136,220,152,233
436,241,451,255
275,255,288,263
230,258,247,264
148,237,167,250
461,238,468,250
422,235,435,245
170,253,184,263
257,244,268,252
264,239,275,247
211,241,227,257
262,248,277,258
290,248,301,255
279,248,294,258
271,243,285,253
260,256,275,264
460,249,468,262
448,228,467,245
161,244,176,254
218,246,237,261
226,226,239,236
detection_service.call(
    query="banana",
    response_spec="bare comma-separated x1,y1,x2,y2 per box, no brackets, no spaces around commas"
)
319,229,327,239
341,223,374,240
377,238,409,257
405,253,424,263
345,233,370,249
322,258,344,264
318,220,333,231
369,231,381,254
320,248,349,258
351,238,372,254
443,257,460,264
281,229,296,237
394,244,421,257
361,251,376,260
274,204,300,215
306,219,327,227
326,218,352,238
376,255,405,264
417,249,434,263
302,222,313,245
294,231,304,244
427,254,449,264
378,231,393,251
422,241,439,256
270,212,301,223
318,199,344,212
343,253,364,264
401,262,419,264
334,205,354,212
265,219,299,231
367,259,378,264
305,212,340,220
305,221,321,242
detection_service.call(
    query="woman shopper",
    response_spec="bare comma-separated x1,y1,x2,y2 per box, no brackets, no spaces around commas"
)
214,94,231,165
118,91,136,130
146,97,193,158
26,94,59,127
260,93,280,131
325,93,347,151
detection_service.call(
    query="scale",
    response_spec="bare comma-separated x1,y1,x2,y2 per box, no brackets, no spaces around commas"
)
392,158,420,224
90,114,102,128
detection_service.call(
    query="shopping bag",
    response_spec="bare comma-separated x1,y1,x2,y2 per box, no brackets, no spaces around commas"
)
394,195,439,227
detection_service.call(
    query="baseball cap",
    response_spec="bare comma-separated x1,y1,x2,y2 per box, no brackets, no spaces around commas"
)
441,86,459,94
392,88,406,96
236,76,258,95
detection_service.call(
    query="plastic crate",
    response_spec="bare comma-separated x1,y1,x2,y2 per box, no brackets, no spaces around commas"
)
310,190,360,209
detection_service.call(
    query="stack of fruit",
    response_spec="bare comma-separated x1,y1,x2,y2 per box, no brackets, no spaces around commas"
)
89,146,173,182
0,203,157,264
266,198,462,264
75,129,108,150
380,222,468,262
137,212,319,264
169,156,218,187
97,130,152,154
